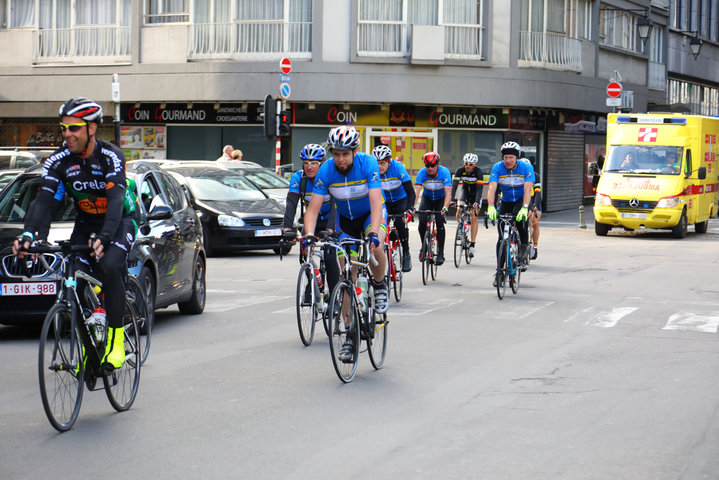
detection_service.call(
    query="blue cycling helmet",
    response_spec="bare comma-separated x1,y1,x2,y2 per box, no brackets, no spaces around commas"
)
300,143,326,161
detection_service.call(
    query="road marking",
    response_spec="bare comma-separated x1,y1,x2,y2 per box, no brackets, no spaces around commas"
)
205,295,291,313
663,313,719,333
567,306,637,328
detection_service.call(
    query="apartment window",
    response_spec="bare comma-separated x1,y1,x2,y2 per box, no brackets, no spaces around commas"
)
146,0,189,24
190,0,311,57
1,0,35,28
357,0,486,59
599,4,644,53
521,0,591,39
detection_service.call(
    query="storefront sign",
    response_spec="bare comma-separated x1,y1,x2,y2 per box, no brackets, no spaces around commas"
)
121,103,263,124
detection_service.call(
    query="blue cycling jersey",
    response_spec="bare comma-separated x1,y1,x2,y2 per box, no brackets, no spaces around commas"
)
415,166,452,201
489,160,535,203
380,159,411,202
313,152,382,220
288,171,332,221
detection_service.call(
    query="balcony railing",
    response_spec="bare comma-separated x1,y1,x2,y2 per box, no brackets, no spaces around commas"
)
519,31,582,72
188,21,311,60
34,26,131,64
648,61,666,91
444,24,484,60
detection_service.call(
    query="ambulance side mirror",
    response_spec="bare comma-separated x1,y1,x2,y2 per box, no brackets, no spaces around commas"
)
698,166,706,180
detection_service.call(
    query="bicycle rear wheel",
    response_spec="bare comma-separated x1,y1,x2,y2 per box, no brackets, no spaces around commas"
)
104,301,141,412
328,281,359,383
496,240,507,299
127,275,150,365
392,242,403,302
367,309,388,370
39,304,84,432
295,263,317,346
453,223,464,268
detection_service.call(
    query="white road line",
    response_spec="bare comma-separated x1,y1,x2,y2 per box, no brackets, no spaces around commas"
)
663,313,719,333
566,306,637,328
205,295,292,313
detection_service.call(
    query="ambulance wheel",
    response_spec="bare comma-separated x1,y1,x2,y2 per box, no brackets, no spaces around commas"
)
671,211,687,239
695,220,708,234
595,221,610,236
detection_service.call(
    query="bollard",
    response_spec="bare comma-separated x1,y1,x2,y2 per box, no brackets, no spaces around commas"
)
578,205,587,229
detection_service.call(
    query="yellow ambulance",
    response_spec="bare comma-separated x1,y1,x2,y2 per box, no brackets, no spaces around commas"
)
594,113,718,238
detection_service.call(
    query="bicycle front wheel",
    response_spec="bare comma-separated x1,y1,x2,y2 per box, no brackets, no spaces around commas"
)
295,263,317,346
39,304,84,432
496,240,507,300
392,243,403,302
510,242,521,294
127,275,150,365
453,223,464,268
367,310,388,370
421,232,431,285
430,231,438,281
104,302,141,412
328,281,359,383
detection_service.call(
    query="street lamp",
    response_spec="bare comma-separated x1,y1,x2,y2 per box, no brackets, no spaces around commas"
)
636,17,653,48
689,34,703,60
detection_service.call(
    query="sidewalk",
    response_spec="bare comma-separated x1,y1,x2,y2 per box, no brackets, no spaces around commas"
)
539,205,594,228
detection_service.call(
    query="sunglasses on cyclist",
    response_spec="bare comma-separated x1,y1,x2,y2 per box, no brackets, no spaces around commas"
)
59,122,87,133
302,161,321,167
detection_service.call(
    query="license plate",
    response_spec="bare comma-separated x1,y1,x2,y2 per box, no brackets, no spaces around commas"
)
255,228,282,237
622,213,647,219
0,282,56,296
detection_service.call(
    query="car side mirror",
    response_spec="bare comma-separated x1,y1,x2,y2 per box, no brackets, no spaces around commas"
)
147,204,173,220
698,166,707,180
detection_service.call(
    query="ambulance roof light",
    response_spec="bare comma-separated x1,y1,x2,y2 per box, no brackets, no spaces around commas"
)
616,116,634,123
668,117,687,125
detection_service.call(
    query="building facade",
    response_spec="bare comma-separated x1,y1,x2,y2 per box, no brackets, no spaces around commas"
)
1,0,717,211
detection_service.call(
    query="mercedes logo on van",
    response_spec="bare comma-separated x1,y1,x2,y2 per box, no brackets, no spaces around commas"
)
629,198,639,208
263,218,271,226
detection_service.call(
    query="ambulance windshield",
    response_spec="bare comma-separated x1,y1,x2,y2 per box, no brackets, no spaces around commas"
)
604,145,683,175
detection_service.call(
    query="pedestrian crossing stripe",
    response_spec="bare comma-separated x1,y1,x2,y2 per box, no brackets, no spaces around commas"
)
662,313,719,333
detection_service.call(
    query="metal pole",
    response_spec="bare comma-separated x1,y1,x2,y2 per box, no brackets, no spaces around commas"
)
111,73,121,147
578,205,586,229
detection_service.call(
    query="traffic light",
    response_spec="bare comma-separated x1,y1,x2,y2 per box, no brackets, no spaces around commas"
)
278,110,291,137
263,94,276,139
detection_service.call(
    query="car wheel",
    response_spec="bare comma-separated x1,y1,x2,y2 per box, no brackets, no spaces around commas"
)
672,210,687,239
595,221,610,236
179,255,206,314
138,266,156,335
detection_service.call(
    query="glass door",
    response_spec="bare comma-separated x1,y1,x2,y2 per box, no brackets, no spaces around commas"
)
366,128,437,177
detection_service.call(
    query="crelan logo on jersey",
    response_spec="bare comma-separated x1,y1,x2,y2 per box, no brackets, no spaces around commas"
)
73,179,107,191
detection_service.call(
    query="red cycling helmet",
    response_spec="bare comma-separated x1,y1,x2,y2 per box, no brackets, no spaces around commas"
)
423,152,440,167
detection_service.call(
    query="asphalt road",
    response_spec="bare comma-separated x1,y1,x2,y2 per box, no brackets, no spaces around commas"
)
2,209,719,480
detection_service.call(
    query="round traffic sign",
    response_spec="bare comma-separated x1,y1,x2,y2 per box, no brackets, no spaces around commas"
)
280,83,291,99
607,82,622,98
280,57,292,74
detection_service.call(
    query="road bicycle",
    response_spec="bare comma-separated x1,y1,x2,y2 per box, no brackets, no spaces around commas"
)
294,233,335,346
495,214,522,300
416,210,444,285
18,241,143,432
326,236,387,383
453,205,475,268
385,213,406,302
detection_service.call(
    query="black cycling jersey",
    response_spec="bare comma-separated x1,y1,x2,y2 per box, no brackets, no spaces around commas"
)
24,140,137,241
451,166,484,205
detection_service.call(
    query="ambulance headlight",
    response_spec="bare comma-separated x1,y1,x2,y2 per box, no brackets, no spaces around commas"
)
656,196,679,208
595,193,612,206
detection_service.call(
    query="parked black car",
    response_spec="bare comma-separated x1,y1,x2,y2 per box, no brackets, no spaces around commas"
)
159,163,289,256
0,163,206,326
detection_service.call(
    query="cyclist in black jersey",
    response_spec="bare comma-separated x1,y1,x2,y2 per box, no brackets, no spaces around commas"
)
13,97,139,372
449,153,484,257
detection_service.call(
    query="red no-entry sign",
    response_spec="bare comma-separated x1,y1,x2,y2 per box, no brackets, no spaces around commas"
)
606,82,622,98
280,58,292,74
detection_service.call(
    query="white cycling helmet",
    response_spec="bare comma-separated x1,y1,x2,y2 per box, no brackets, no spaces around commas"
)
463,153,478,164
501,141,521,158
327,126,360,151
372,144,393,161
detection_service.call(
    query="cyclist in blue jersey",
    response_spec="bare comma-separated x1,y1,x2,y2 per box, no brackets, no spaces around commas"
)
304,126,389,329
373,144,415,272
413,152,452,266
282,143,339,294
486,141,535,276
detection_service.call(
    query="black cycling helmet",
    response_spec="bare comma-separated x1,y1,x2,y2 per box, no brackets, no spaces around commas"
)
59,97,103,124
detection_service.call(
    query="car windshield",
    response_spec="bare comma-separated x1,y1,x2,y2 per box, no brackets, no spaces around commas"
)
185,174,266,201
246,171,289,189
604,145,684,175
0,175,75,222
